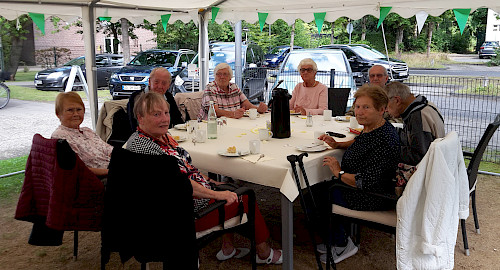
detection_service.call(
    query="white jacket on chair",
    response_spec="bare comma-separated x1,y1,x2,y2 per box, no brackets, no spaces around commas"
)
396,131,469,270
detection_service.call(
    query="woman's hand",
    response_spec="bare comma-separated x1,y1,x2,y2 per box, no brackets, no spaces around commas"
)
323,156,341,176
257,102,268,113
209,179,224,186
215,190,238,205
294,105,306,115
319,134,339,149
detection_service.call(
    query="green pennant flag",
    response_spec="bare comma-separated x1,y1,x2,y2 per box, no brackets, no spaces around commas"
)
161,14,171,32
453,8,471,35
212,7,220,23
29,12,45,35
314,12,326,34
377,7,392,28
98,17,111,22
258,12,268,32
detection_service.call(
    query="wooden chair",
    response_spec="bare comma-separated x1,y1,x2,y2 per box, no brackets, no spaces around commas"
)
460,113,500,255
15,134,105,261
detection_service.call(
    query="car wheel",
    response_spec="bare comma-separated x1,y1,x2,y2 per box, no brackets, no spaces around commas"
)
479,55,484,59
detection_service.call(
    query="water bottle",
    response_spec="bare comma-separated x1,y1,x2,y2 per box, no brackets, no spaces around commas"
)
207,101,217,139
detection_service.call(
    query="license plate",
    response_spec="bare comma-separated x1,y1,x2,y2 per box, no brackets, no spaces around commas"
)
399,72,408,76
35,80,42,85
122,85,141,90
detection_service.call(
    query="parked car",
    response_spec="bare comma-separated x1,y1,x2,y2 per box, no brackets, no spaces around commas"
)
34,54,123,91
319,44,409,85
478,41,499,59
175,42,265,93
263,45,303,68
271,48,356,105
109,49,196,99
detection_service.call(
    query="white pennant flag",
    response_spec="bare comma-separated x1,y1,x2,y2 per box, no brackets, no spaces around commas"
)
416,11,428,34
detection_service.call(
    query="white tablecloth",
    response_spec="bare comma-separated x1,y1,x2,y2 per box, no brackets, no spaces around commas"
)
170,114,356,202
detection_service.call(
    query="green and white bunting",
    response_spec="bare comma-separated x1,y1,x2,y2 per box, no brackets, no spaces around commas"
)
29,12,45,35
258,12,268,32
453,9,471,35
161,14,171,32
212,7,220,23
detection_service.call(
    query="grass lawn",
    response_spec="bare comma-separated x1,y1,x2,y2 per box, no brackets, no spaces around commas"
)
9,85,113,102
13,71,38,82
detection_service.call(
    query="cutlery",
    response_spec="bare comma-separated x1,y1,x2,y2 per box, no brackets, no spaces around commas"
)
256,154,265,162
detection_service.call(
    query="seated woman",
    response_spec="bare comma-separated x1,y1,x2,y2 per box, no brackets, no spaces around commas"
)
289,58,328,115
51,92,113,177
125,92,282,264
315,85,400,263
198,63,267,119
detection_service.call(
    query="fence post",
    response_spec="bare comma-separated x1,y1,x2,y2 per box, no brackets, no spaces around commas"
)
330,69,336,87
54,47,57,67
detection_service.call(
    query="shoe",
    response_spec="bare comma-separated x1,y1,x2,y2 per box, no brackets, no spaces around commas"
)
317,243,351,254
256,248,283,264
216,248,250,261
320,237,358,264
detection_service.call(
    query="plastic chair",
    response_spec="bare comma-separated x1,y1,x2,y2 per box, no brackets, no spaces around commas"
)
460,113,500,256
327,88,351,117
106,107,133,147
15,134,105,261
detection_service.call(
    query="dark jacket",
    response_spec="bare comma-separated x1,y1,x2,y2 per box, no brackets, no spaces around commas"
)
127,87,184,132
399,95,445,166
15,134,105,231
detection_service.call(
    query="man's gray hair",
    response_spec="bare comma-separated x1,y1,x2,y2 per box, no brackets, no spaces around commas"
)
385,81,412,99
214,63,233,78
368,65,388,76
149,67,172,81
297,58,318,72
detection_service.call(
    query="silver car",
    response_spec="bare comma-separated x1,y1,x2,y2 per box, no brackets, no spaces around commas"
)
479,41,499,59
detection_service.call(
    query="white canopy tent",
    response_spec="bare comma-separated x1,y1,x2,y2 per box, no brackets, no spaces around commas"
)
1,0,499,128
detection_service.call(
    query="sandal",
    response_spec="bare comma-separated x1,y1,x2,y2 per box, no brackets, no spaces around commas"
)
256,248,283,264
216,248,250,261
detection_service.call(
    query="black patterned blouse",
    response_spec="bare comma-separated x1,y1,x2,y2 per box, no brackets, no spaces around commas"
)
340,121,400,210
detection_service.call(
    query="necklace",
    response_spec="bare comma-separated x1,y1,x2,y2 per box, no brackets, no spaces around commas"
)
304,81,318,87
364,119,385,133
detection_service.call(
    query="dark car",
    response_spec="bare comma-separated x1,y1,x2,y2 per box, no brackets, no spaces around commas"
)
319,44,409,85
263,45,303,68
109,49,196,99
175,42,265,93
34,54,123,91
479,41,499,59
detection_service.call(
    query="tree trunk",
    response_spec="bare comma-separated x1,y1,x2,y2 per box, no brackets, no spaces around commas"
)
330,21,335,44
427,22,434,58
120,18,131,63
290,22,295,48
110,24,119,54
361,16,367,41
395,27,404,55
6,20,32,80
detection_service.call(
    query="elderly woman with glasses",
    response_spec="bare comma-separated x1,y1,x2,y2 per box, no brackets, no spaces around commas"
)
199,63,267,119
289,58,328,115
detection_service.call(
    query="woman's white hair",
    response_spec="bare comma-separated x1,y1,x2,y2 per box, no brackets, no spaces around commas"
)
214,63,233,78
297,58,318,72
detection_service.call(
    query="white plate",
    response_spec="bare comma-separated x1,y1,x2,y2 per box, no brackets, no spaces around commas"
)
172,136,187,142
296,144,328,152
174,124,187,130
217,150,250,157
290,112,301,115
334,116,351,122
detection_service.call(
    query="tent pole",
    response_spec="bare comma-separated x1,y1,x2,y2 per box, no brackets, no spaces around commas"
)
234,21,243,88
198,11,209,92
380,22,394,80
82,2,99,130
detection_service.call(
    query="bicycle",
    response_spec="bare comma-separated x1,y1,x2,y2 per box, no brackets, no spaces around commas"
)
0,80,10,109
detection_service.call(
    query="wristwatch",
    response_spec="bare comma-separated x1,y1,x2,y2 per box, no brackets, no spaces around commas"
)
338,170,345,180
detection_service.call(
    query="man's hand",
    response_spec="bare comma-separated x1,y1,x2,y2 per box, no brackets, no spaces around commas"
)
257,102,268,113
233,108,245,119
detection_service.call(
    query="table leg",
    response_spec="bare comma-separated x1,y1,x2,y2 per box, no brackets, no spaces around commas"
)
281,194,293,270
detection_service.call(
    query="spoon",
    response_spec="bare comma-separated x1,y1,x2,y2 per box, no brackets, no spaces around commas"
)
256,154,265,162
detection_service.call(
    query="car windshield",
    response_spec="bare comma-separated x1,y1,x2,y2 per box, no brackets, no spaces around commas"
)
208,47,245,70
351,46,387,60
129,52,178,67
282,52,348,72
64,57,85,66
269,47,288,55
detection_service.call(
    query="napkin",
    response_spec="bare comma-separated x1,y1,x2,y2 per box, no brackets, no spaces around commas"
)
241,154,274,164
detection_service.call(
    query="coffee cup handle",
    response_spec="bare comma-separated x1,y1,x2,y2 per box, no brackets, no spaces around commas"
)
268,131,273,137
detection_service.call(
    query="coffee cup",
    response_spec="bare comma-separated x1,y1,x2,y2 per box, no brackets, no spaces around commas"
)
259,128,273,140
249,140,260,154
314,131,324,145
195,129,206,143
323,110,332,121
248,108,258,120
349,117,359,129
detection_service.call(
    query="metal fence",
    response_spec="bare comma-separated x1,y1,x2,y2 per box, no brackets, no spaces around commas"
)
408,75,500,163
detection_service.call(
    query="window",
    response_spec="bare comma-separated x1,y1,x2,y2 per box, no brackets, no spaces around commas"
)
95,56,108,67
179,53,190,68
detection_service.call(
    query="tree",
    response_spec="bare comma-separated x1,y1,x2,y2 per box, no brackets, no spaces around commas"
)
0,15,32,79
384,13,412,55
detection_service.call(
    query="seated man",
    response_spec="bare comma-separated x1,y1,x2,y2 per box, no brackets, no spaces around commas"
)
127,67,184,131
385,81,445,166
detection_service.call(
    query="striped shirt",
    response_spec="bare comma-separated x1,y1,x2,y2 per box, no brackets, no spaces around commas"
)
198,81,247,119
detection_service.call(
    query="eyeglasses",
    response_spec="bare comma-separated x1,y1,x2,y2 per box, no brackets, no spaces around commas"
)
216,72,230,77
300,68,314,73
369,73,386,78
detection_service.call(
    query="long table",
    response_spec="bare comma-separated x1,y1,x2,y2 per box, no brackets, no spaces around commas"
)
170,114,355,269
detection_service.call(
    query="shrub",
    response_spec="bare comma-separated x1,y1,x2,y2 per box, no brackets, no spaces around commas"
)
35,47,72,68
